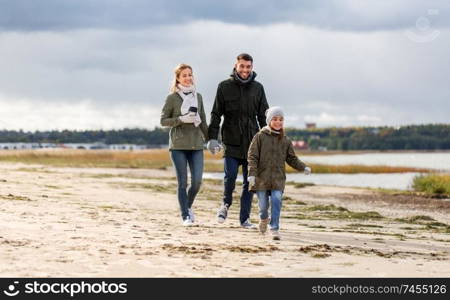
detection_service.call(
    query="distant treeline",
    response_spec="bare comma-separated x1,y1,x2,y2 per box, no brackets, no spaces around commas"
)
285,124,450,150
0,128,169,145
0,124,449,150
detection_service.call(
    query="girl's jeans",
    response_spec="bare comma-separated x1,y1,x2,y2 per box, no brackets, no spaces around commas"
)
256,190,283,230
170,150,203,220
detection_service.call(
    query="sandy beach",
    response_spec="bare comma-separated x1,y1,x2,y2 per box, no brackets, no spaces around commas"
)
1,162,449,277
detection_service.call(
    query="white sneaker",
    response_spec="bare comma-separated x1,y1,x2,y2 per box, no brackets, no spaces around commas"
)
188,208,195,223
183,216,193,226
241,218,256,229
217,204,229,223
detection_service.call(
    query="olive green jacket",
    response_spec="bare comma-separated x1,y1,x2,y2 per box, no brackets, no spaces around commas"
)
160,92,208,150
247,126,306,191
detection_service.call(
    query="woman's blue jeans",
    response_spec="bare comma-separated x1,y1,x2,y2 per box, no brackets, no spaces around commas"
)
256,190,283,230
170,150,203,220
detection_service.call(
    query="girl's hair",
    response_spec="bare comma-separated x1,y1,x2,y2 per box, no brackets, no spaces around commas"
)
277,128,284,140
170,64,193,93
269,118,284,140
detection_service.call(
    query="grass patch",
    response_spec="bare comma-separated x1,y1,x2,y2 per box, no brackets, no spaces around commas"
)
302,204,384,220
395,215,450,233
115,182,177,193
289,200,307,205
85,173,119,179
1,194,33,201
287,163,431,174
306,204,349,212
284,213,311,220
292,182,315,189
16,167,56,173
412,173,450,196
395,215,436,224
424,224,450,233
343,211,384,220
346,223,383,228
98,205,119,210
202,178,223,185
0,149,172,169
198,187,222,201
0,149,434,174
337,230,406,239
44,185,61,189
399,227,416,230
311,252,331,258
203,162,224,173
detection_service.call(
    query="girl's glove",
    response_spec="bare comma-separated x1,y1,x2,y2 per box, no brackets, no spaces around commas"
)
304,166,311,175
248,176,256,186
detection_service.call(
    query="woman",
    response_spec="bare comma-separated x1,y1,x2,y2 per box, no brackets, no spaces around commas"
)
160,64,208,226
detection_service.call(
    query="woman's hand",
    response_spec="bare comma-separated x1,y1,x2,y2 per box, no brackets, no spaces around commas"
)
179,114,196,123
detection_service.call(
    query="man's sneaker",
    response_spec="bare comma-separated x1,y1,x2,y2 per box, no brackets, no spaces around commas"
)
259,218,269,233
188,208,195,223
183,216,193,227
241,218,256,229
271,229,281,240
217,204,229,223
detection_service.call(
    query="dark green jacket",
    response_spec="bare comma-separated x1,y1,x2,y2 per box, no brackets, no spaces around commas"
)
208,71,269,159
160,92,208,150
248,126,306,191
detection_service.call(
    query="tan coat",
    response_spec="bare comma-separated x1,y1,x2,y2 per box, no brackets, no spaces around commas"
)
247,126,306,191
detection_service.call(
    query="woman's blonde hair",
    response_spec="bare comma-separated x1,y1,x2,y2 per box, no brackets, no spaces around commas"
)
170,64,193,93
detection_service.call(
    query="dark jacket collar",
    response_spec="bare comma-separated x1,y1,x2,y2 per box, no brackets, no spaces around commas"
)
230,68,257,85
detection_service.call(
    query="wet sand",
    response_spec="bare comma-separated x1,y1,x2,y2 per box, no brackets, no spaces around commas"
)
1,162,449,277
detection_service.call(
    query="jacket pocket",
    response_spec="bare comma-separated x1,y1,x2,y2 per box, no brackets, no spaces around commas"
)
222,124,240,146
224,98,240,112
276,166,286,180
172,127,183,140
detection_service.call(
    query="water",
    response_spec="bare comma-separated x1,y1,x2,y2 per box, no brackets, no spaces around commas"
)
203,172,420,190
203,151,450,190
300,151,450,171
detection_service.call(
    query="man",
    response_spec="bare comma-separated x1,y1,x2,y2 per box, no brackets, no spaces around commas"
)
207,53,269,228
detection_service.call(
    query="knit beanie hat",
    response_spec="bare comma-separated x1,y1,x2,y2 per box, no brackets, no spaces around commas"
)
265,106,284,125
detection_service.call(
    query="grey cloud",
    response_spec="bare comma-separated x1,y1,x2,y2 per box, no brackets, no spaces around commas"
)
1,0,449,32
0,20,449,130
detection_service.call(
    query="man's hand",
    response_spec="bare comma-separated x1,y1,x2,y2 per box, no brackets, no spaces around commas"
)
248,176,256,186
207,139,222,154
304,166,311,175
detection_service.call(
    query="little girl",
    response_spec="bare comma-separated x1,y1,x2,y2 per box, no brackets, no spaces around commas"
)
247,106,311,240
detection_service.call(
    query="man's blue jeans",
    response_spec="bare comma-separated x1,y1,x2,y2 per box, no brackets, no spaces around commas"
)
170,150,203,220
223,156,254,224
256,190,283,230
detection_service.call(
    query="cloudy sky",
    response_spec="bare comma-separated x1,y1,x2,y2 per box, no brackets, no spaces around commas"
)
0,0,448,131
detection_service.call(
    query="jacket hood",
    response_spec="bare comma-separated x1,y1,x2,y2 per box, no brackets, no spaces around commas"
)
261,125,283,136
